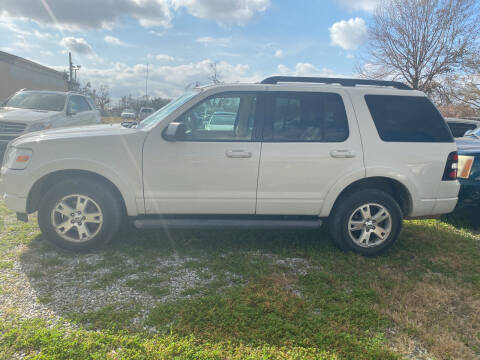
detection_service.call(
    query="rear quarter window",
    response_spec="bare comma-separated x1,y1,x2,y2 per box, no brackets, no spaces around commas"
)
365,95,453,143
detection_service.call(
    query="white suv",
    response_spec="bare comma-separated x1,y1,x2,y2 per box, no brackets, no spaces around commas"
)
0,77,460,255
0,90,101,157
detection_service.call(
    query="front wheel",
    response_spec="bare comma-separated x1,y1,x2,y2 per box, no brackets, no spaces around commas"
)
329,189,403,256
38,179,122,251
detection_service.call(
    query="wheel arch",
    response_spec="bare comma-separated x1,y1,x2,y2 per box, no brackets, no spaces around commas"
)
322,176,413,217
27,169,129,216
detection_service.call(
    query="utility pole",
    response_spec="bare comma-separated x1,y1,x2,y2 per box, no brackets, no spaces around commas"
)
145,63,149,101
69,52,73,91
68,52,81,91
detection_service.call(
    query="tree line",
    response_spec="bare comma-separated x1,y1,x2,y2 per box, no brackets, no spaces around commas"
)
79,82,171,117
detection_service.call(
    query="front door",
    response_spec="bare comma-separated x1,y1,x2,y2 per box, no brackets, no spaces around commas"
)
66,95,92,127
256,89,364,215
142,91,263,214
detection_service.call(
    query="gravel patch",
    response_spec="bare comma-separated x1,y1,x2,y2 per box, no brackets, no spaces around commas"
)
1,241,320,329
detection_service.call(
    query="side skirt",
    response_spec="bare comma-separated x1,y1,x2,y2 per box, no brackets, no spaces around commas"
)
133,215,323,230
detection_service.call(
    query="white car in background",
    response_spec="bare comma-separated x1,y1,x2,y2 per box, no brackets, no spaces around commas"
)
0,90,101,157
121,108,137,120
138,107,154,121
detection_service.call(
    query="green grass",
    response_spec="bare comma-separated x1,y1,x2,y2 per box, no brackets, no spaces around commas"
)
0,201,479,359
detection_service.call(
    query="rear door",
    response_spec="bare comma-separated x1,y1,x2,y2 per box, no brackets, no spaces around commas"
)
256,88,364,215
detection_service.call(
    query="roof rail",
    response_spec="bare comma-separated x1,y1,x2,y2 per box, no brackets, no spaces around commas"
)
260,76,411,90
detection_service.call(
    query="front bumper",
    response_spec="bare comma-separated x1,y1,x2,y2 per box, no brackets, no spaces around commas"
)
0,167,30,213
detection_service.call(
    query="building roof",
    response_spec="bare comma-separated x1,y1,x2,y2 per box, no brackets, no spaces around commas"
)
0,50,65,80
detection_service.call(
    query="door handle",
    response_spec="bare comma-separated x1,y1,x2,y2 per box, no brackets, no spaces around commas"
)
330,150,356,158
226,149,252,158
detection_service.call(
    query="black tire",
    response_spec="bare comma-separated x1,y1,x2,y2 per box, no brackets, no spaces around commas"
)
38,178,122,251
328,189,403,256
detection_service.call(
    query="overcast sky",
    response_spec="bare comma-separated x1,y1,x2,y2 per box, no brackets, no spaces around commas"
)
0,0,378,100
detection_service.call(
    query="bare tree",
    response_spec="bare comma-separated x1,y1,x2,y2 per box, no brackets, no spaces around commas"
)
96,85,110,112
79,82,111,112
361,0,480,94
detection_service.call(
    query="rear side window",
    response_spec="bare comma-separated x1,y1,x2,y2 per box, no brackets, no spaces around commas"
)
365,95,453,142
263,92,349,142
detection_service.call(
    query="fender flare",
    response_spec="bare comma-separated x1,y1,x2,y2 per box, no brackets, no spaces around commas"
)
320,168,418,217
27,159,141,216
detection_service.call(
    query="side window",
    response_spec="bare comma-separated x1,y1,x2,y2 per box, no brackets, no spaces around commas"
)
365,95,453,142
176,92,258,141
263,92,349,142
68,95,91,114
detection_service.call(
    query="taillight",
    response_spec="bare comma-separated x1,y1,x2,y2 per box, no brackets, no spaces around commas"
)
442,151,458,181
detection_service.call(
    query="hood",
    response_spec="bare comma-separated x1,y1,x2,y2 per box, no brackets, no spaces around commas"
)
11,123,138,146
455,136,480,154
0,107,60,123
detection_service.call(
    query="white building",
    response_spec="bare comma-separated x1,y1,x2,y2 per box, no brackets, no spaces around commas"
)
0,51,68,102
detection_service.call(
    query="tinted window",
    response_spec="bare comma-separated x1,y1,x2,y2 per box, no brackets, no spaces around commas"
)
365,95,453,142
68,96,91,113
447,122,477,138
176,93,258,141
5,92,66,111
263,92,349,142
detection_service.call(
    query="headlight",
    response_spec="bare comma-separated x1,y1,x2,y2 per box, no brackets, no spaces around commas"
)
458,155,474,179
29,122,52,132
2,147,33,170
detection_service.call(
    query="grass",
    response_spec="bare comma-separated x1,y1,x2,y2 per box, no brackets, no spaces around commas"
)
0,201,479,359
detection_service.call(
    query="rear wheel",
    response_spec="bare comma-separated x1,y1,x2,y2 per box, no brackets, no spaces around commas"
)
38,179,122,251
329,189,403,256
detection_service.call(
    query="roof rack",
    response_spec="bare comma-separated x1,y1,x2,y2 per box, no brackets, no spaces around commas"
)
260,76,411,90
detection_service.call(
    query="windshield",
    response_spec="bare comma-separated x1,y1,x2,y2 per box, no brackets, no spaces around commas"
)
4,92,66,111
138,91,198,128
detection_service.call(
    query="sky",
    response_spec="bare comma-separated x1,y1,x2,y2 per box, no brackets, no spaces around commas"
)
0,0,379,101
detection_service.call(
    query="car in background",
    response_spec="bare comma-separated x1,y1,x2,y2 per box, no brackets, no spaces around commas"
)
454,128,480,211
0,89,101,157
205,111,236,131
121,108,136,120
138,107,154,121
446,117,480,138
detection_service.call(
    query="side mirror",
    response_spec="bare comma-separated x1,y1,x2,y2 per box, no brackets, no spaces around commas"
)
163,122,187,141
465,129,473,136
67,108,76,116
